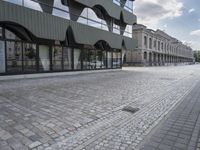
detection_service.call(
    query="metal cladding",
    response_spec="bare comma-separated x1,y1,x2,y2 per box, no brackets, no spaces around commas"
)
0,1,137,50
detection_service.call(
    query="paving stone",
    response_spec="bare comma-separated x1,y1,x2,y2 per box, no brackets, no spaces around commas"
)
1,66,200,150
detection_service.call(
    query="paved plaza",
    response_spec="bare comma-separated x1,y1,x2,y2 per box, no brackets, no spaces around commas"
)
0,65,200,150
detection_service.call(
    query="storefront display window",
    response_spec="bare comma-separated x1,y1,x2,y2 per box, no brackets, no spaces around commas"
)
39,45,50,71
89,49,96,69
6,41,22,73
23,43,37,72
74,48,81,70
107,51,112,68
52,46,62,71
82,49,90,69
63,47,72,70
96,50,103,69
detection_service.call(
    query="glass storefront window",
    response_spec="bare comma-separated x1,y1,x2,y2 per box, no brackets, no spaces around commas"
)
82,49,90,70
102,51,107,68
96,50,103,69
74,48,81,70
5,29,21,40
39,45,50,71
23,43,37,72
107,51,112,69
0,27,2,37
6,41,22,73
63,47,72,70
89,49,96,69
52,46,62,71
0,41,5,73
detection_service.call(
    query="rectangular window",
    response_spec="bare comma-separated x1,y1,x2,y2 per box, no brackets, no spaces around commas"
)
39,45,50,71
82,49,90,70
144,36,147,47
149,38,152,49
0,40,5,73
158,41,160,50
23,43,37,72
154,40,156,48
63,47,72,70
52,46,62,71
6,41,22,73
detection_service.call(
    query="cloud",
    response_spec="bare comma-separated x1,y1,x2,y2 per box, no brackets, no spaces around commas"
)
190,30,200,36
134,0,183,28
188,8,195,13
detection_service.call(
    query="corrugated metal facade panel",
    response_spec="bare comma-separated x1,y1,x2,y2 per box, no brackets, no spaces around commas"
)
0,1,69,41
0,1,137,50
74,0,137,25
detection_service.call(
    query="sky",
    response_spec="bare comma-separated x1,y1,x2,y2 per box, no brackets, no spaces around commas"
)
134,0,200,50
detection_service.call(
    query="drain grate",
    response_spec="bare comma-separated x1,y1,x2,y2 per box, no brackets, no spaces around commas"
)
122,106,140,114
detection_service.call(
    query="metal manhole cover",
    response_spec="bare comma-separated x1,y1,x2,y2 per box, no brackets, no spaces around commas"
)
122,106,140,114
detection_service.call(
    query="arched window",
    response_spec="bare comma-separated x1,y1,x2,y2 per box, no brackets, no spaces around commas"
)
78,8,108,31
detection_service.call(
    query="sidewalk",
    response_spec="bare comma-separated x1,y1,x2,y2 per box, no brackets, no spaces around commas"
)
139,81,200,150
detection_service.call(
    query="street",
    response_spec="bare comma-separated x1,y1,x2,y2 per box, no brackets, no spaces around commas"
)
0,65,200,150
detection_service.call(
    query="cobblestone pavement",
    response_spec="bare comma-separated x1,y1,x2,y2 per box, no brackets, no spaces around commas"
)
139,78,200,150
0,65,200,150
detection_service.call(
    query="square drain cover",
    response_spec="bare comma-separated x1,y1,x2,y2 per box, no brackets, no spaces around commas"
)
122,106,139,114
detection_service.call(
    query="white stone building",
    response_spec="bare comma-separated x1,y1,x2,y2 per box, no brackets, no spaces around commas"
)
125,24,194,66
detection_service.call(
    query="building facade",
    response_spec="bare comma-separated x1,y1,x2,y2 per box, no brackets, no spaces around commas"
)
0,0,137,75
125,24,194,66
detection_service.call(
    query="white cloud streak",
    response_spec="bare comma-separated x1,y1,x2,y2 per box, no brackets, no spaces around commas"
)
190,29,200,36
188,8,195,13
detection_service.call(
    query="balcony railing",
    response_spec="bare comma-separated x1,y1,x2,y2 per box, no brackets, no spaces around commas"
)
3,0,133,38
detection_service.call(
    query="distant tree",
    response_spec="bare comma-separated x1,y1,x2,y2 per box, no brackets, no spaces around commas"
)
193,50,200,62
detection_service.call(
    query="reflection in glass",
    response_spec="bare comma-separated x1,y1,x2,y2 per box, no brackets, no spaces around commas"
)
23,43,36,72
89,49,96,69
0,41,5,73
63,47,72,70
78,8,108,31
82,49,90,69
0,27,2,37
96,50,103,69
5,29,21,40
113,23,120,34
74,48,81,70
24,0,42,12
107,51,112,68
6,41,22,73
53,0,70,19
39,45,50,71
124,25,132,38
52,46,62,71
102,51,107,68
3,0,23,6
